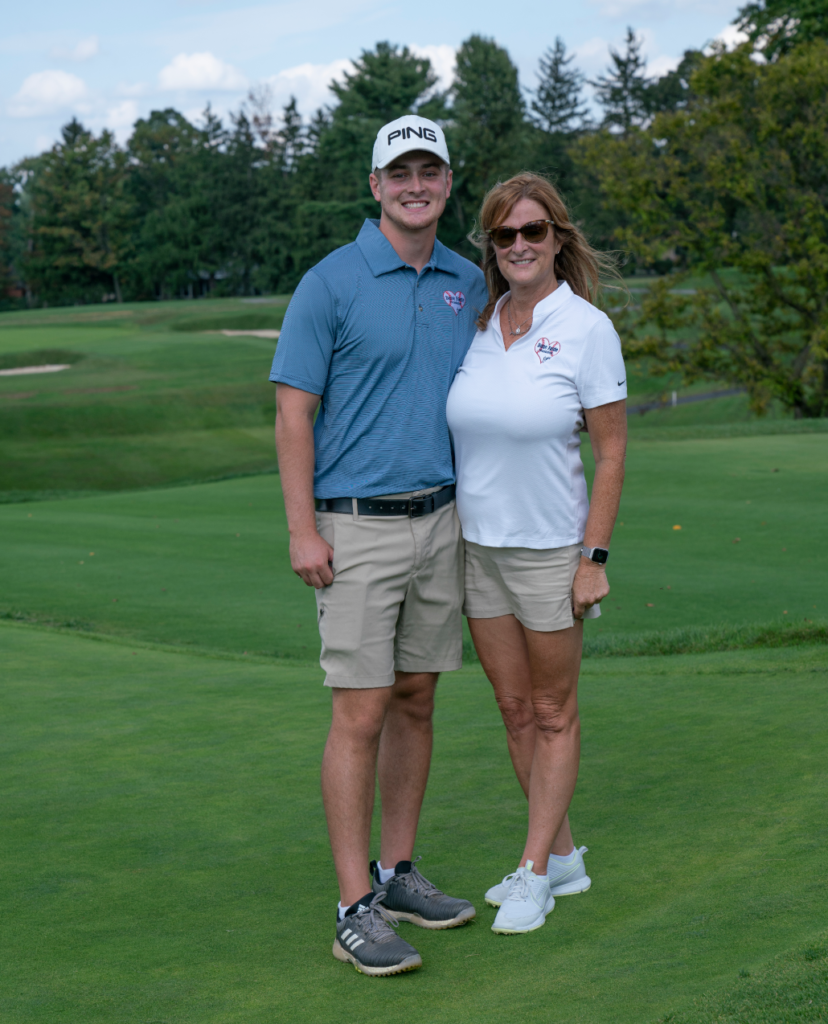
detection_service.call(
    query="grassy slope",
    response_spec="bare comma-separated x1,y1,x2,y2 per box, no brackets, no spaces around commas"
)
658,934,828,1023
0,297,819,500
2,433,825,658
0,301,286,495
2,300,826,1021
2,623,826,1024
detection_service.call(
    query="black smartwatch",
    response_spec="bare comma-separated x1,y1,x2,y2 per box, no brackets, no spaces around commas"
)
580,546,609,565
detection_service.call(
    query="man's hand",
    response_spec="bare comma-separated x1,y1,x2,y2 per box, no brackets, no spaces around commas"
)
290,529,334,589
572,559,610,619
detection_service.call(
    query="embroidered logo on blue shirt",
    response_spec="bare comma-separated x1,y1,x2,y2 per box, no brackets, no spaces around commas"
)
443,290,465,314
534,338,561,363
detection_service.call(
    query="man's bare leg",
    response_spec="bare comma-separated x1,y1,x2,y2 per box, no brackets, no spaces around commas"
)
377,671,439,868
321,685,394,907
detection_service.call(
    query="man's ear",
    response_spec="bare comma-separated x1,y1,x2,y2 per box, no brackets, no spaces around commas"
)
445,168,453,199
369,171,382,203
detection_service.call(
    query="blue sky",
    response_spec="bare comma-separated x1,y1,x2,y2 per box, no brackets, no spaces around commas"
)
1,0,744,166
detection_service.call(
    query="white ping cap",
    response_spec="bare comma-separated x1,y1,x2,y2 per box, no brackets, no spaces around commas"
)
372,115,450,171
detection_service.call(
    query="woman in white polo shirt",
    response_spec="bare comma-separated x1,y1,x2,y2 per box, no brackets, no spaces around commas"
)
446,172,627,935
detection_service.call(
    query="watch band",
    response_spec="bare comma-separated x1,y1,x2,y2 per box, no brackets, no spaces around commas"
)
581,546,609,565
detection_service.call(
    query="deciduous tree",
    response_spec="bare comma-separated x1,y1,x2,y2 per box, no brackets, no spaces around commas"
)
583,42,828,418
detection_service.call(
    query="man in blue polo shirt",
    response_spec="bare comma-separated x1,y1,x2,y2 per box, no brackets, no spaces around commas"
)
271,114,486,976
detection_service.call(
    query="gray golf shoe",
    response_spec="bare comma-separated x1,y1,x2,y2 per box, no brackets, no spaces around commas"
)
333,892,422,976
371,856,476,930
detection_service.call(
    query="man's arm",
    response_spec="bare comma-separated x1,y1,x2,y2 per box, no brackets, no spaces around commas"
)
275,383,334,589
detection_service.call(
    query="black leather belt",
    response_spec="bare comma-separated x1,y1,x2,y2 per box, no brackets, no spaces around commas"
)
316,485,455,518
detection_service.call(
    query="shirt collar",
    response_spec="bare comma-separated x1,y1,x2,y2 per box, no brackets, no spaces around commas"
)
356,219,458,277
493,281,572,323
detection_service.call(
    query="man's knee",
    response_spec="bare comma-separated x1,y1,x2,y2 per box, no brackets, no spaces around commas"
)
390,671,438,723
331,686,392,743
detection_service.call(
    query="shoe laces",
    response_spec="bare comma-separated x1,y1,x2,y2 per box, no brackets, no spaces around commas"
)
353,892,401,941
398,856,443,898
505,867,547,905
505,870,532,903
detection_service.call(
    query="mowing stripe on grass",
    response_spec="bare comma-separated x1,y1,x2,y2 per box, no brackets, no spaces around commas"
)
2,621,826,1024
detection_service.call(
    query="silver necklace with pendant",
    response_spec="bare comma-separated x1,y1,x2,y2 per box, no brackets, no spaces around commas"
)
506,298,533,336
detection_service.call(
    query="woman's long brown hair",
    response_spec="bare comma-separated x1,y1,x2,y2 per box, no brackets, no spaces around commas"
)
472,172,622,330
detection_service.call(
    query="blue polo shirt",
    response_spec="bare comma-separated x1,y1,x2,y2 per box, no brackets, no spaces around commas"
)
270,219,487,498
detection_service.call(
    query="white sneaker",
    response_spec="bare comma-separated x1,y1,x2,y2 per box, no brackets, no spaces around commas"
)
491,861,555,934
485,846,590,908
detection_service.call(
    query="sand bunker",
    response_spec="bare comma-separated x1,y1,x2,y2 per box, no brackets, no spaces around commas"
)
209,329,281,339
0,364,71,377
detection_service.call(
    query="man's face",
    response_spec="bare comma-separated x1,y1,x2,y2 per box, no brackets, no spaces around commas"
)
369,152,452,233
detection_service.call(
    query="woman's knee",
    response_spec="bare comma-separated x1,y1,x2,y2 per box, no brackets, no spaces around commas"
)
495,693,535,736
531,692,579,735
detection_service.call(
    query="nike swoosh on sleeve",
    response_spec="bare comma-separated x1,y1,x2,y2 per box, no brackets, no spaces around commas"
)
617,379,626,386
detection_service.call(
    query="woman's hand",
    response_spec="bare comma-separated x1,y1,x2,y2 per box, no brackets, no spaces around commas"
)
572,559,610,619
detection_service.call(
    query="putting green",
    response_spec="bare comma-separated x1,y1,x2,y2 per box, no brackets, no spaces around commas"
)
1,433,825,657
1,622,825,1023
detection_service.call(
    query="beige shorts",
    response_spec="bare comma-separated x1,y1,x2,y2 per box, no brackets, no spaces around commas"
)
463,541,601,632
314,496,464,688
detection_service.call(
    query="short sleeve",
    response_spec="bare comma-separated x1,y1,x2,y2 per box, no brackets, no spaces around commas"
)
576,315,627,409
269,270,337,394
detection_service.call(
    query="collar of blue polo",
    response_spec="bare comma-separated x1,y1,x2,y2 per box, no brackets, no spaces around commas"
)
356,219,459,277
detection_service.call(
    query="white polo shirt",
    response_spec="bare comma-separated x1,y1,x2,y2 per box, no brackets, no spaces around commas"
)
446,282,627,549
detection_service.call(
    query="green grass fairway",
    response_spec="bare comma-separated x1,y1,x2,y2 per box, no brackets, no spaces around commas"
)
0,300,286,495
2,433,825,656
2,299,826,1020
2,622,826,1023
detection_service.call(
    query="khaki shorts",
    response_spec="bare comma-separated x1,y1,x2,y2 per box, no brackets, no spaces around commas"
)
315,496,464,688
463,541,601,632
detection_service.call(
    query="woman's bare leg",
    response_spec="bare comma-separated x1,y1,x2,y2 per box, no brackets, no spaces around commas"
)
469,614,580,861
520,620,582,868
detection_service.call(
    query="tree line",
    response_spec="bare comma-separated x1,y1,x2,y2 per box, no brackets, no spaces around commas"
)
0,28,735,307
1,0,826,418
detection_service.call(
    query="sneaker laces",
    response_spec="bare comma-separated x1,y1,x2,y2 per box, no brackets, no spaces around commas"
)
398,856,444,898
505,870,532,903
353,892,401,941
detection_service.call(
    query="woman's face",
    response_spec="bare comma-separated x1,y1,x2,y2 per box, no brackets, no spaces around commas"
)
492,197,559,296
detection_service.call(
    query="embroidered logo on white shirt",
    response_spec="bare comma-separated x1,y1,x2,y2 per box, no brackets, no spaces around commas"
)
534,338,561,363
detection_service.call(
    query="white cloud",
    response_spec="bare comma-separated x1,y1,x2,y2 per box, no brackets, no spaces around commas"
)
711,23,749,50
587,0,703,15
263,58,353,114
73,36,99,61
116,81,148,97
50,35,99,62
260,45,455,119
574,36,617,77
158,52,248,91
410,44,456,91
106,99,139,128
8,69,89,117
649,54,681,77
100,99,140,144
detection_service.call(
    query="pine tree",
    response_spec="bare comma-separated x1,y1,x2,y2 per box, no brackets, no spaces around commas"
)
22,119,133,304
530,38,588,134
127,108,205,297
446,34,527,252
288,42,438,274
592,28,651,133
